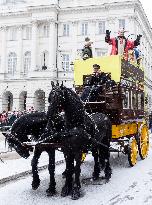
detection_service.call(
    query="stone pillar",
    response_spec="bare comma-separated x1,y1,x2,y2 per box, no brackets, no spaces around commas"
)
31,21,38,71
26,94,34,111
89,20,96,57
12,97,20,111
0,26,7,75
48,21,57,71
16,25,23,77
71,21,78,62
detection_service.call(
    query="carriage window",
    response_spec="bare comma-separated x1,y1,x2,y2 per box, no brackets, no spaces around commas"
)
123,91,129,109
138,93,142,110
141,93,144,108
131,91,137,109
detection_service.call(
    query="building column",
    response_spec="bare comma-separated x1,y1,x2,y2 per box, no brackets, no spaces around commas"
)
26,94,34,111
31,21,38,71
0,26,7,77
12,97,20,111
89,20,96,57
48,21,57,71
16,25,23,77
71,21,78,62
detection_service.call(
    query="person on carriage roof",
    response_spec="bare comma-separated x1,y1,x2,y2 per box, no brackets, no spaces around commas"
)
82,37,93,60
80,64,114,102
105,28,142,60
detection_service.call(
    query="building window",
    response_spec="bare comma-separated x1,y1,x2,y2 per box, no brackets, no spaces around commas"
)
6,0,15,3
96,49,106,57
43,25,49,38
98,21,105,34
81,23,88,36
119,19,125,29
76,49,83,59
62,54,70,71
24,51,31,74
23,26,31,40
63,24,69,36
9,27,17,41
8,52,17,75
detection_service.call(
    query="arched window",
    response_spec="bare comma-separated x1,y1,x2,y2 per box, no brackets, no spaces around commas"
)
8,52,17,75
24,51,31,74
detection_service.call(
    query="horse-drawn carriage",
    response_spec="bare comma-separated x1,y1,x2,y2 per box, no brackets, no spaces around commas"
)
74,55,149,166
3,55,149,200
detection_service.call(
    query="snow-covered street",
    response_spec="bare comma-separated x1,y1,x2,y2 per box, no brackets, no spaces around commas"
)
0,134,152,205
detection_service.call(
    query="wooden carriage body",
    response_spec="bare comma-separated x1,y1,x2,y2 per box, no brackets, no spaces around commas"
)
74,55,149,166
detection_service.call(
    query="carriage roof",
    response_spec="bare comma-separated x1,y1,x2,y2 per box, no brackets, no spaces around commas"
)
74,55,144,86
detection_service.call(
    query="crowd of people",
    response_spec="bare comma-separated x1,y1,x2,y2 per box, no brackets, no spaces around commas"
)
0,107,37,127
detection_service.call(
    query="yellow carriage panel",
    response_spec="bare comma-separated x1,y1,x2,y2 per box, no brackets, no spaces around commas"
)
74,55,121,86
112,123,138,139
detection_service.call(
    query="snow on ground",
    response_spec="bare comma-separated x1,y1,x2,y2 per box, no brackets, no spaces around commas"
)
0,132,64,179
0,134,152,205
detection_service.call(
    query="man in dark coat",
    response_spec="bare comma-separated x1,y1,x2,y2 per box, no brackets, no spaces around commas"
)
81,64,111,102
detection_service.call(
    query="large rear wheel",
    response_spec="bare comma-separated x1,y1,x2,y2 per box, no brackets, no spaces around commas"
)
138,124,149,160
128,138,138,167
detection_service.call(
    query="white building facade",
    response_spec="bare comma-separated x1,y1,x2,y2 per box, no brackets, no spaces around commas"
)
0,0,152,112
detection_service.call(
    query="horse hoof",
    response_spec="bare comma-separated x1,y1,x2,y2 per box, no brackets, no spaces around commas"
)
46,188,56,197
71,187,81,200
32,179,40,190
104,173,112,182
62,170,67,178
32,183,40,190
61,184,72,197
92,172,100,181
105,169,112,181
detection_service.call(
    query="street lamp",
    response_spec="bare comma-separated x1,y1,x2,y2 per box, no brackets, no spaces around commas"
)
42,53,47,70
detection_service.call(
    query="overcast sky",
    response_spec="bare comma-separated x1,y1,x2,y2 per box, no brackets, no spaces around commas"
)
140,0,152,26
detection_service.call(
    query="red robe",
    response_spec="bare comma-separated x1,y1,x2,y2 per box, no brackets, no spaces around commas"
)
105,36,137,60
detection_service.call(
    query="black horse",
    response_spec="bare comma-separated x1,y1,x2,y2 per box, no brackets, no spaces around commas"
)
4,112,65,196
46,85,112,200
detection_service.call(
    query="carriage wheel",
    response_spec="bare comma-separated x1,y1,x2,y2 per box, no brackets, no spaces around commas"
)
138,125,149,160
128,138,138,167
